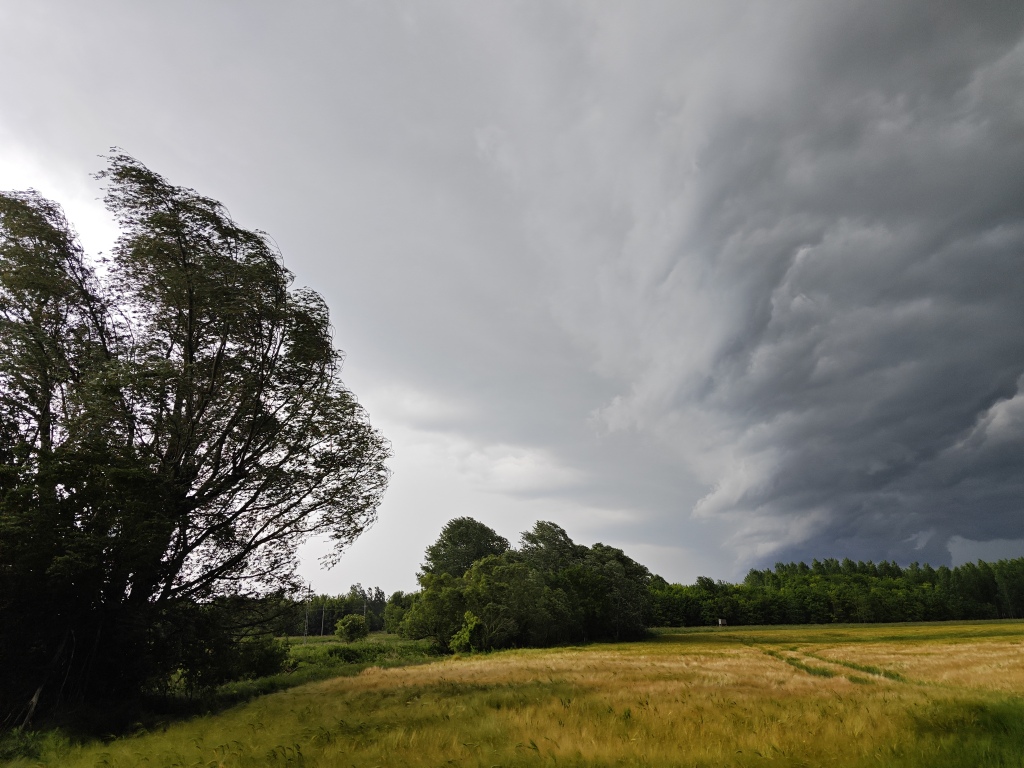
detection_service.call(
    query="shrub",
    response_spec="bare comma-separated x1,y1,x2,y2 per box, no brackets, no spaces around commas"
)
235,636,290,679
450,611,482,653
335,614,369,642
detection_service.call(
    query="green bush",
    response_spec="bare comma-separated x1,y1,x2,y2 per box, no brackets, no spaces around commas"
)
450,611,482,653
235,635,289,679
325,644,366,663
384,591,415,634
335,614,369,642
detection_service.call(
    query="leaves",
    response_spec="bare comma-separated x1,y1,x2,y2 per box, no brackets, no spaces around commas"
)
421,517,510,578
0,155,389,718
403,519,652,651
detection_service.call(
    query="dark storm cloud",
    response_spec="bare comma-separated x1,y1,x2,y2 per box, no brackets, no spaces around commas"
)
595,0,1024,565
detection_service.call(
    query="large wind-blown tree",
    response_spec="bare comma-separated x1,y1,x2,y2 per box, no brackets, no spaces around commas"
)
0,154,390,725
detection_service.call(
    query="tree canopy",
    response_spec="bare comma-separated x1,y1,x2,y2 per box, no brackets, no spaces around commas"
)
396,518,1024,654
0,154,389,725
421,516,510,578
403,519,652,651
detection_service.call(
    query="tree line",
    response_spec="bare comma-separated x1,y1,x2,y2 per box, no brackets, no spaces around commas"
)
268,584,388,636
269,518,653,652
396,518,652,651
650,556,1024,627
299,519,1024,655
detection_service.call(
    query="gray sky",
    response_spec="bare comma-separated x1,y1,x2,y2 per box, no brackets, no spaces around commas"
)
2,1,1022,594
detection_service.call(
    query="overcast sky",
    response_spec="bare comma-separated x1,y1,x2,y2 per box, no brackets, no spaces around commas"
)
2,1,1022,594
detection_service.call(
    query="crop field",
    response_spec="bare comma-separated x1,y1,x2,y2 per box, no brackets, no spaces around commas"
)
11,621,1024,767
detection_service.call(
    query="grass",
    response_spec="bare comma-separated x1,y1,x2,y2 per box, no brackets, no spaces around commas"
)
760,648,839,678
800,650,907,681
7,621,1024,767
211,633,440,705
0,633,440,763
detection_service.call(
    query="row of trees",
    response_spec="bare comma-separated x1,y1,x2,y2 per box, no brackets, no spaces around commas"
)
251,530,1024,654
273,584,388,635
650,557,1024,627
389,518,652,652
285,547,1024,656
289,533,1024,653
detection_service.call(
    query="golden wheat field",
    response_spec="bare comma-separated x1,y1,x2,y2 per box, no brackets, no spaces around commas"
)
16,622,1024,767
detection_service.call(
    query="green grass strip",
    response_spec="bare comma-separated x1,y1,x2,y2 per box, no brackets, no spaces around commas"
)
762,649,838,678
802,651,906,681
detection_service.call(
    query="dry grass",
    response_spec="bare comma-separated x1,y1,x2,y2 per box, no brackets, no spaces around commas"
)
817,640,1024,692
14,621,1024,767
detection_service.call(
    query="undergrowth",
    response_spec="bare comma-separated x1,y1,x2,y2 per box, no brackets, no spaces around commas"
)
0,634,438,763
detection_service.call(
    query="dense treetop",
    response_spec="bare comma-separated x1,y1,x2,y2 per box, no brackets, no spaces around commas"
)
421,516,510,578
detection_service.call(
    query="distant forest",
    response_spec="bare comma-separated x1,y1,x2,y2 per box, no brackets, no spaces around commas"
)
650,557,1024,627
285,518,1024,652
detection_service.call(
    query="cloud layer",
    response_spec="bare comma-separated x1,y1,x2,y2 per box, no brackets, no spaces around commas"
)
1,1,1022,587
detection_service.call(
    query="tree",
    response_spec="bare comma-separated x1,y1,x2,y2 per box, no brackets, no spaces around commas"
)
403,520,651,651
0,154,390,725
421,517,509,578
384,590,415,634
399,572,466,649
520,520,588,573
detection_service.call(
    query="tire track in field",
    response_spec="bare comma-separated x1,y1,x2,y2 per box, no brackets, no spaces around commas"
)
759,648,897,685
799,650,908,683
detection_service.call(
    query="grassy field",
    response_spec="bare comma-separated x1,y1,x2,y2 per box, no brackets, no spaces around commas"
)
8,621,1024,767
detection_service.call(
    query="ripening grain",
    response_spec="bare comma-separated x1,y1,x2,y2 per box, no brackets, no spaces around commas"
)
16,621,1024,767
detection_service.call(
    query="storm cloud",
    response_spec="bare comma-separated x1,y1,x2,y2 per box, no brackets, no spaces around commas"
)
1,1,1022,588
594,1,1024,567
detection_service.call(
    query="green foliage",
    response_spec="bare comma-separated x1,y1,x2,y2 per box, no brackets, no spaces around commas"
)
335,614,369,642
0,728,71,764
173,631,290,696
449,611,482,653
159,604,261,695
236,636,291,679
650,556,1024,627
421,517,509,578
400,572,467,650
281,585,389,637
287,635,438,670
383,590,415,634
404,518,1024,651
402,519,651,651
0,156,389,725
